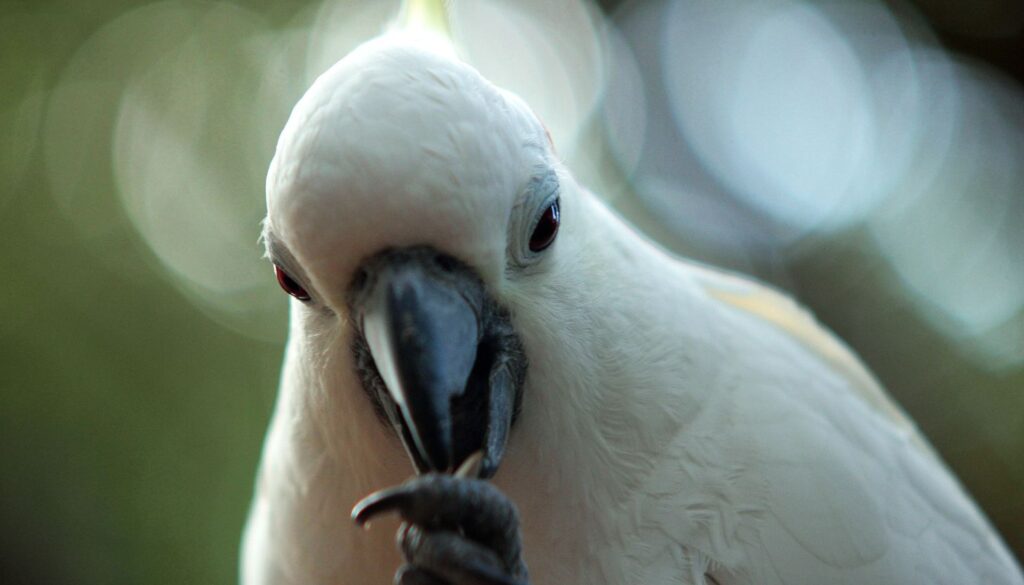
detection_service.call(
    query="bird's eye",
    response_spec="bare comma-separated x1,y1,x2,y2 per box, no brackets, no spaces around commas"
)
274,265,311,301
529,199,560,252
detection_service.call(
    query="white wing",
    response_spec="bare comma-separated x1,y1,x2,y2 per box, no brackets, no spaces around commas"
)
626,264,1022,585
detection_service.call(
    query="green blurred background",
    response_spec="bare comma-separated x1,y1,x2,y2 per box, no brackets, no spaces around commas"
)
1,0,1021,583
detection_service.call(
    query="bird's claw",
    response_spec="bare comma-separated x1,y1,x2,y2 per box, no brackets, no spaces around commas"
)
353,475,529,585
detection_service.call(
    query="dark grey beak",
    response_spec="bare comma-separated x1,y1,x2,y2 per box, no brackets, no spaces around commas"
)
355,248,524,478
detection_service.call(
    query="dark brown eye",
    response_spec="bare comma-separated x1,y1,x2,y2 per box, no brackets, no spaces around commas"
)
529,199,560,252
274,265,310,301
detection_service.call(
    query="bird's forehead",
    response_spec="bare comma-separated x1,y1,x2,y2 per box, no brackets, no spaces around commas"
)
265,36,546,298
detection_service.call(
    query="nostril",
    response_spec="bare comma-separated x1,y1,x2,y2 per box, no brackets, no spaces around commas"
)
351,267,369,292
435,254,459,273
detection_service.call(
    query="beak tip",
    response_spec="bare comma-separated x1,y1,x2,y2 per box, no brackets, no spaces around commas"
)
404,408,453,474
478,459,498,480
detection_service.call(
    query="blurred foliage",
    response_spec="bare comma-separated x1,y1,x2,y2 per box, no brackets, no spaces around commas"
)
0,0,1021,583
1,2,287,582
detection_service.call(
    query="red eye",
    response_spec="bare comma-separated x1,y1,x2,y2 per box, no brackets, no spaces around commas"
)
529,200,560,252
274,265,311,301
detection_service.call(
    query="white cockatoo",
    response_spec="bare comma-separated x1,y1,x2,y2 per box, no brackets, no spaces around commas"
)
242,4,1023,584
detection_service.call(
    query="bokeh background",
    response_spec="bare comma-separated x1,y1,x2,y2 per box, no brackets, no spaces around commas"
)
2,0,1021,582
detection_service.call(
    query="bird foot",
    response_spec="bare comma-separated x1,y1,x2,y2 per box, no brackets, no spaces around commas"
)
353,474,530,585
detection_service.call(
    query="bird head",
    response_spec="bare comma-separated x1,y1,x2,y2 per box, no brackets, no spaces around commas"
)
263,35,574,479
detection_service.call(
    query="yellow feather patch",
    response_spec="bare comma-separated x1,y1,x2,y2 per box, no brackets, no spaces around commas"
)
701,272,914,434
398,0,452,39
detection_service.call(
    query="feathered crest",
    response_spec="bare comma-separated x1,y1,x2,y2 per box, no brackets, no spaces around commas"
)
397,0,452,38
393,0,458,56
